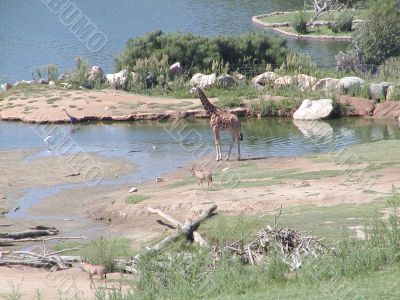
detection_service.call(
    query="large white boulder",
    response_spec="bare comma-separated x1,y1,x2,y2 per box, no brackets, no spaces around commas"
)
312,78,340,92
252,71,279,86
296,74,317,90
274,75,295,86
369,82,390,101
217,74,235,88
293,99,333,120
189,73,216,88
88,66,104,82
1,83,11,92
337,76,365,93
106,70,128,86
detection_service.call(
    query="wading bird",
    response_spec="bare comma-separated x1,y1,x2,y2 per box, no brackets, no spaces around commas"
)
61,108,78,124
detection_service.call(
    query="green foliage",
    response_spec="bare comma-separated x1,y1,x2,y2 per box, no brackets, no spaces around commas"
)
292,10,308,34
126,194,151,204
378,56,400,82
277,52,317,75
217,95,242,108
342,4,400,70
115,31,288,77
82,237,131,272
67,56,91,88
251,97,301,116
31,64,59,81
329,9,354,33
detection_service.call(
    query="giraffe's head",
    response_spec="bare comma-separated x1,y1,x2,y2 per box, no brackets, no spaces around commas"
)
189,87,202,96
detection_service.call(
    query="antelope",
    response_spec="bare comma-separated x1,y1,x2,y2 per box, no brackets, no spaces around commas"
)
81,261,107,285
191,164,213,189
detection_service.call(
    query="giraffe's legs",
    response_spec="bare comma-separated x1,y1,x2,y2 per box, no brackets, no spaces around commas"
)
225,133,235,161
237,136,241,161
214,128,222,161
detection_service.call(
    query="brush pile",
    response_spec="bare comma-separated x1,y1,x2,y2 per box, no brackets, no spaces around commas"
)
214,224,330,270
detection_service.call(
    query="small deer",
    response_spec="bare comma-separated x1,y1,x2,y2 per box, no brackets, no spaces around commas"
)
81,261,107,285
191,164,213,189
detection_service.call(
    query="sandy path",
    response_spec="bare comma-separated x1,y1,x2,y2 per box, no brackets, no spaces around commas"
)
0,266,133,300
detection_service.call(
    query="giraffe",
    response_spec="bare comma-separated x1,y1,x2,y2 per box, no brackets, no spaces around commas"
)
190,87,243,161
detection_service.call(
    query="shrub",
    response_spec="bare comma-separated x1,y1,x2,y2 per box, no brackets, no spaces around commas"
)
115,31,288,78
218,95,242,108
292,11,308,34
82,237,121,272
31,64,59,81
329,10,354,33
340,4,400,70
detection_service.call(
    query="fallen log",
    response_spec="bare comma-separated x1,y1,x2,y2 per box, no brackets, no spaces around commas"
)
0,259,53,268
0,235,86,244
0,229,58,240
136,204,217,259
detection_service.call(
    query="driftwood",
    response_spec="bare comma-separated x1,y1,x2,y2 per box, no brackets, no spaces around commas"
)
136,204,217,260
0,229,58,240
0,235,86,245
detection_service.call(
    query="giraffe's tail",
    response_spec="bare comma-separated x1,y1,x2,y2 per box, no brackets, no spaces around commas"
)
240,133,243,141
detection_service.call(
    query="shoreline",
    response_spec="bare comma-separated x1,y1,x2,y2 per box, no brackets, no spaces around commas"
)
252,11,353,41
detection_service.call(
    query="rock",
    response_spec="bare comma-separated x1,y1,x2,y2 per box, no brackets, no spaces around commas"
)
26,80,35,84
61,82,72,89
312,78,340,92
274,75,295,86
155,177,164,182
217,74,235,88
37,78,49,84
337,96,375,117
252,71,279,86
88,66,104,82
129,187,138,193
169,62,182,74
106,70,128,86
369,82,389,101
373,101,400,118
13,81,21,87
337,76,365,93
189,73,216,88
48,80,55,86
250,82,264,90
145,74,157,88
296,74,317,90
236,74,246,82
293,99,333,120
1,83,12,92
387,85,400,101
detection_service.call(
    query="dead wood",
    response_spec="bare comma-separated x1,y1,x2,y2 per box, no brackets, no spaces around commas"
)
0,228,59,240
136,204,217,259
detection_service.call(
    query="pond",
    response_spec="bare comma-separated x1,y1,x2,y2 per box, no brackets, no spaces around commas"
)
1,117,398,221
0,0,348,82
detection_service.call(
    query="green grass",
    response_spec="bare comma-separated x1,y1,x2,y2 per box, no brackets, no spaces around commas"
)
260,9,368,24
126,194,151,204
120,195,400,300
283,25,352,36
162,177,197,190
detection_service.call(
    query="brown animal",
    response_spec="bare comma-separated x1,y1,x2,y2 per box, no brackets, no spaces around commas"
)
81,261,107,284
191,164,213,189
190,87,243,161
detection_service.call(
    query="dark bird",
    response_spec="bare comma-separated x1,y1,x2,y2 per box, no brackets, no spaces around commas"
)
61,108,78,124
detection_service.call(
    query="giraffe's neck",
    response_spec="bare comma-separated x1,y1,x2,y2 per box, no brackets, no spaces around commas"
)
198,90,220,115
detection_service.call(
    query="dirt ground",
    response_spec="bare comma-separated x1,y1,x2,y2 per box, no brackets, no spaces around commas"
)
0,87,206,123
0,141,399,298
0,266,134,299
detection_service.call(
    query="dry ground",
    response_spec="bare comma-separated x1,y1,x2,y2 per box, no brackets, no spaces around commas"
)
1,139,400,298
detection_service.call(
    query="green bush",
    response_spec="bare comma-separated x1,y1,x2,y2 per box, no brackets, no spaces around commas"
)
218,95,242,108
329,10,354,33
339,4,400,70
115,31,288,78
31,64,59,81
292,11,308,34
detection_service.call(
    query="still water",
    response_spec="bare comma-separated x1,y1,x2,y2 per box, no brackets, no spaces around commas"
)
0,0,347,82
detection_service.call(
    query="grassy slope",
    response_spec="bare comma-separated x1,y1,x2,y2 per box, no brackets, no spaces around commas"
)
261,9,369,24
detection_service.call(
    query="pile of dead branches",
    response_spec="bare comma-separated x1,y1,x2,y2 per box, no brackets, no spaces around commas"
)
219,225,330,270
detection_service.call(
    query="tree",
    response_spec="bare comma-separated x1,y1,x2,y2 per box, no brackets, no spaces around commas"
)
336,2,400,71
